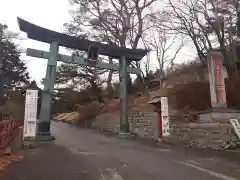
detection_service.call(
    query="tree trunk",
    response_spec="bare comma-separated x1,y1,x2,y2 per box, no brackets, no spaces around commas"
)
126,60,133,93
90,80,104,103
106,57,114,98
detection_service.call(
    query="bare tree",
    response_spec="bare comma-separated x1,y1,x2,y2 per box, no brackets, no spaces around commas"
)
208,0,240,78
55,59,106,103
142,22,185,87
65,0,159,91
164,0,213,63
165,0,240,79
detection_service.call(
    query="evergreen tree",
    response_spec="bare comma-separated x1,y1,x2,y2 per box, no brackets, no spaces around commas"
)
0,23,30,104
0,24,29,87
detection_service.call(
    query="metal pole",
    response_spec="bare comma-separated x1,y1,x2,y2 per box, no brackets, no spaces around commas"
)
119,56,129,134
38,42,59,139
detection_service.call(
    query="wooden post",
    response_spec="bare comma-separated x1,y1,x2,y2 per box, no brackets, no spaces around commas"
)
38,42,59,138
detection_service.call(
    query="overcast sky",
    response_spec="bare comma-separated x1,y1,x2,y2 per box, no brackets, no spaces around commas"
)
0,0,196,87
0,0,71,85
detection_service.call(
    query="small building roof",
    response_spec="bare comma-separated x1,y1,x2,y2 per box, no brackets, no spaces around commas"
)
23,81,41,91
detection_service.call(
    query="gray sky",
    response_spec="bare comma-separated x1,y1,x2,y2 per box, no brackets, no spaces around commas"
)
0,0,196,87
0,0,71,85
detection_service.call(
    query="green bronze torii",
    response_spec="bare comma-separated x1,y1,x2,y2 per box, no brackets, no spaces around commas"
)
17,17,148,140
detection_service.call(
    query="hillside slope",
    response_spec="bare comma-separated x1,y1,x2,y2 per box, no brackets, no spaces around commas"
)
55,93,154,122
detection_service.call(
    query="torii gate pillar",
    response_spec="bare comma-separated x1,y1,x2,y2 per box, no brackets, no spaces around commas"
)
119,56,129,134
38,42,59,138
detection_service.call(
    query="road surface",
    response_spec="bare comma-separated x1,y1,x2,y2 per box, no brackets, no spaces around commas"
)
2,121,240,180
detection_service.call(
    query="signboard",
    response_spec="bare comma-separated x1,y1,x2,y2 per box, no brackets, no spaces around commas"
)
23,89,38,138
160,97,170,137
229,119,240,139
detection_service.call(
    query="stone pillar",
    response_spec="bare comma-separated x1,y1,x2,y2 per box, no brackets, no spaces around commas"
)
119,56,129,135
38,42,59,140
207,51,228,108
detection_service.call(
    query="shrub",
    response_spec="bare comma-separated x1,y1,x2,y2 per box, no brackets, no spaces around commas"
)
169,81,211,112
0,100,24,120
76,102,101,127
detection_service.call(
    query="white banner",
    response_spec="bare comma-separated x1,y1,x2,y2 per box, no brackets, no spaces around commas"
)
160,97,170,137
23,89,38,138
229,119,240,139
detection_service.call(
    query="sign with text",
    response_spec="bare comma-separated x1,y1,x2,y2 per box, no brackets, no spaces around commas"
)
160,97,170,137
23,89,38,138
229,119,240,139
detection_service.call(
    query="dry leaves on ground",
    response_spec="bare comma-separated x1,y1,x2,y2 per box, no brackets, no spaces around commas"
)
0,152,24,172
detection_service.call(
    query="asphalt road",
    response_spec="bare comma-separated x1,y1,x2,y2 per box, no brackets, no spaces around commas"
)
2,121,240,180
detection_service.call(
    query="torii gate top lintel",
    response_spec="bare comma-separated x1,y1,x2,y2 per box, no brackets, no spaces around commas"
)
17,17,148,61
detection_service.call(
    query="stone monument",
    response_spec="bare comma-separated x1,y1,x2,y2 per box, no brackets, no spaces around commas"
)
199,51,240,122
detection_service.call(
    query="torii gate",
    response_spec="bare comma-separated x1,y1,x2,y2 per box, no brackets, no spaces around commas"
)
17,18,148,140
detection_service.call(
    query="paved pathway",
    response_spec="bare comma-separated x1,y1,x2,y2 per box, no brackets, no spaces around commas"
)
1,121,240,180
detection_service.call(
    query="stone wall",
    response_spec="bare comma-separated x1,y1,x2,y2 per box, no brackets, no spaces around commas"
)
167,123,234,149
91,111,158,139
198,110,240,122
92,111,236,149
129,111,157,139
91,112,120,133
